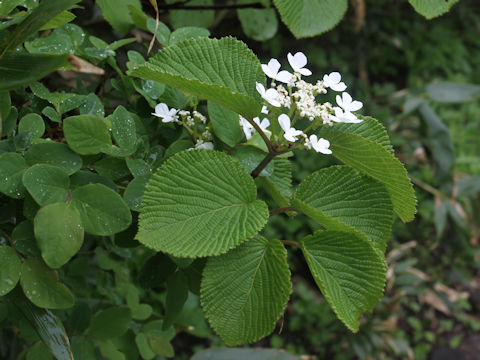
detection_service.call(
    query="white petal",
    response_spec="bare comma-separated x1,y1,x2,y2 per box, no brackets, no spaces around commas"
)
298,67,312,76
336,94,344,108
261,105,269,114
342,92,353,106
154,103,169,116
275,70,293,83
256,82,265,96
267,58,281,73
349,100,363,112
278,114,291,131
315,138,332,154
309,134,318,143
260,118,270,129
330,82,347,92
328,72,341,84
196,141,214,150
253,117,261,126
287,52,296,70
264,88,281,107
292,52,308,68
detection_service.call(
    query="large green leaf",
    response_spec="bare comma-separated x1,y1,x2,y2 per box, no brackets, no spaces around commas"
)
34,202,84,269
0,152,27,198
71,184,132,236
20,258,75,309
22,164,70,206
317,126,416,222
301,230,386,332
7,288,73,360
258,158,292,208
163,271,189,329
0,246,21,296
0,52,69,92
0,0,80,54
24,142,82,175
201,236,291,345
63,115,112,155
293,166,393,251
408,0,460,19
137,150,269,257
128,37,264,119
237,0,278,41
273,0,348,38
426,82,480,103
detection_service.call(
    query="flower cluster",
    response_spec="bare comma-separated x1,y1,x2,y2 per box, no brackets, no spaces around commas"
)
242,51,364,154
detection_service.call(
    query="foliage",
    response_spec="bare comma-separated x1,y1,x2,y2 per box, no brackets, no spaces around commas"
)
0,0,474,359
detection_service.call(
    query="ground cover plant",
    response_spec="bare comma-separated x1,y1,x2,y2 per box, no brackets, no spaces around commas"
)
0,0,475,359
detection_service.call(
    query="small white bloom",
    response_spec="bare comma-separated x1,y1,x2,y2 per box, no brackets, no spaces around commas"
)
261,58,293,83
240,116,254,139
306,135,332,154
152,103,178,123
287,52,312,76
261,105,269,114
278,114,303,142
256,82,281,107
323,72,347,92
253,117,271,135
336,92,363,112
195,140,214,150
330,107,363,123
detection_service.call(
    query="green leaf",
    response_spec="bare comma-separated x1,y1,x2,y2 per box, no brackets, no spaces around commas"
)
207,101,244,147
418,103,455,172
107,105,137,155
23,164,70,206
169,26,210,46
71,183,132,236
24,142,83,175
426,82,480,103
71,336,96,360
0,91,11,135
18,113,45,138
201,236,291,345
135,333,156,359
34,202,84,269
408,0,460,19
137,150,269,257
25,30,74,55
167,0,215,29
63,115,112,155
231,145,274,176
12,220,41,257
138,253,178,288
237,0,278,41
27,341,53,360
272,0,348,38
20,258,75,309
258,158,292,208
163,271,189,329
79,93,105,117
0,0,80,54
148,336,174,357
146,18,171,47
0,0,24,17
39,10,76,30
317,125,416,222
293,166,393,251
6,288,73,360
124,174,150,211
0,152,27,198
0,246,21,296
87,306,131,340
2,105,17,137
96,0,141,35
94,157,130,181
129,37,264,119
192,348,302,360
126,158,152,177
0,52,69,92
301,230,386,332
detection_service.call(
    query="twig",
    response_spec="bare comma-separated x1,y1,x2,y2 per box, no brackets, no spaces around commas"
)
410,176,443,198
280,240,300,248
269,206,295,217
251,151,276,179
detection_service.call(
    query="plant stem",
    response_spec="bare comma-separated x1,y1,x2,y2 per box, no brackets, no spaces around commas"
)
157,2,264,10
248,117,273,152
269,206,295,216
251,151,276,178
280,240,300,248
0,228,22,259
410,176,443,198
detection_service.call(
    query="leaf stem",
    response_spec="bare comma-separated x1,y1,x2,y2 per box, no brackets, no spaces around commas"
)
251,151,276,178
280,240,300,248
0,228,22,259
269,206,295,216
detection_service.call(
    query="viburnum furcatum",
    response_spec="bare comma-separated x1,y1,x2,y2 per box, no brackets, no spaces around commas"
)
151,51,364,155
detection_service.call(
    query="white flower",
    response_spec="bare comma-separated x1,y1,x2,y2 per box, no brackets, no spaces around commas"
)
253,117,271,135
330,107,363,123
256,82,281,107
287,52,312,76
152,103,178,123
261,58,293,83
336,92,363,112
323,72,347,92
195,140,214,150
240,116,254,139
261,105,269,114
306,135,332,154
278,114,303,142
